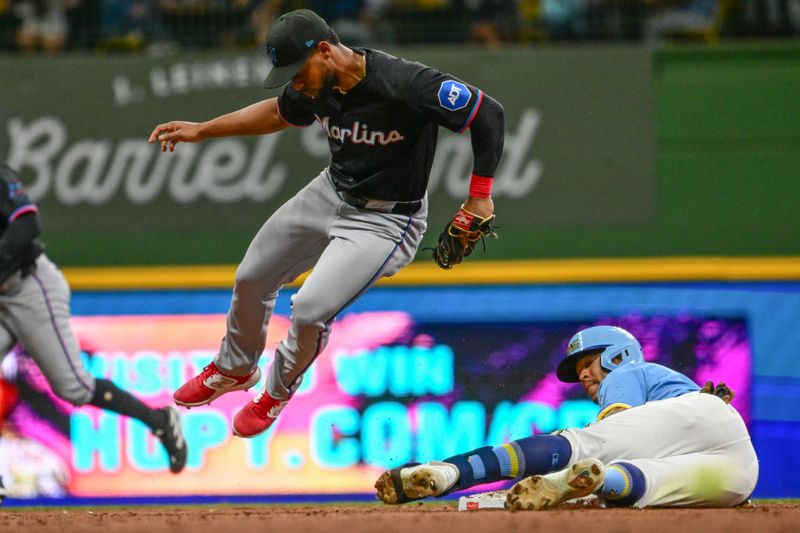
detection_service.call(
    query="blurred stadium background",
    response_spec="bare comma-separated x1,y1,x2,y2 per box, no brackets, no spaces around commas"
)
1,0,799,52
1,0,799,507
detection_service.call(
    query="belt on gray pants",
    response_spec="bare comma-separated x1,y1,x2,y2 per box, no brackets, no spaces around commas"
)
338,190,422,216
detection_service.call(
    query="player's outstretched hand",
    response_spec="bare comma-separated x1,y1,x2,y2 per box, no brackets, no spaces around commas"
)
700,381,735,404
148,121,204,152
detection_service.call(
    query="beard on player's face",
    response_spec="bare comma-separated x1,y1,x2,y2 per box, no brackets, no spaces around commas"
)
295,68,337,100
315,71,339,99
292,53,331,98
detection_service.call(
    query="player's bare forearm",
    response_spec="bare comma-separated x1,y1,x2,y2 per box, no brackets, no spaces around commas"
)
148,98,290,152
200,98,289,138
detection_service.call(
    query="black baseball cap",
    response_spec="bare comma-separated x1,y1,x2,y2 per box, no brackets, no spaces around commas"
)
263,10,332,89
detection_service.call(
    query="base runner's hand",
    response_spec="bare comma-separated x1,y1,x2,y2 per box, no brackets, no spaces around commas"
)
148,121,204,152
700,381,736,404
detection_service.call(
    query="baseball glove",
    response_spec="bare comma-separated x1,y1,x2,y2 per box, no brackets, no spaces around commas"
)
431,205,498,270
700,381,735,404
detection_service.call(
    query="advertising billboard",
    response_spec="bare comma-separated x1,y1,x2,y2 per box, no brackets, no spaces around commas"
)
0,309,749,498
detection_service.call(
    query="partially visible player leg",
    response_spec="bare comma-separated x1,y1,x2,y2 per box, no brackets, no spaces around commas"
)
556,393,757,507
233,199,427,438
88,380,187,473
375,434,572,503
605,446,758,508
0,318,18,361
9,256,188,473
174,174,335,407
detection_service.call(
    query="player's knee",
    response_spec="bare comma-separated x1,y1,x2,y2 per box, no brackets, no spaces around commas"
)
233,265,262,291
233,269,280,305
51,380,93,406
290,294,332,329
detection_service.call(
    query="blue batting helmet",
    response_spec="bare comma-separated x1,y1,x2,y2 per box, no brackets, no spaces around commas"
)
556,325,644,383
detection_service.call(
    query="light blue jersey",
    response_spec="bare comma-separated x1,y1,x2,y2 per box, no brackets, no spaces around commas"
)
596,362,699,420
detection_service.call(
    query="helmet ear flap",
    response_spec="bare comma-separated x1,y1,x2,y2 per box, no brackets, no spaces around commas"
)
600,342,644,372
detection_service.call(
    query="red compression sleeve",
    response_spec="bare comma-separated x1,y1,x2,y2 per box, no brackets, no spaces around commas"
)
469,174,493,199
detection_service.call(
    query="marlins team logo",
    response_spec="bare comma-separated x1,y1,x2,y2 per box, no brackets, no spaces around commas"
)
267,46,278,65
316,116,405,146
438,80,471,111
7,182,24,198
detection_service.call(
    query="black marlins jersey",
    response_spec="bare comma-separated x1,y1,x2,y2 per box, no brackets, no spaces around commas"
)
0,165,43,272
277,48,484,202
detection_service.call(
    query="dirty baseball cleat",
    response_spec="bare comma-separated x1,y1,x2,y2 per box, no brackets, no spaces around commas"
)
375,462,460,504
506,458,605,511
232,391,290,438
153,406,188,474
174,362,261,407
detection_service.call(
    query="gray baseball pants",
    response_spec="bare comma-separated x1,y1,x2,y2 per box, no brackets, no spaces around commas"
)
214,170,428,400
0,254,95,405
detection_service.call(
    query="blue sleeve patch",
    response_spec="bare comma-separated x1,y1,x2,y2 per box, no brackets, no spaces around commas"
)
438,80,471,111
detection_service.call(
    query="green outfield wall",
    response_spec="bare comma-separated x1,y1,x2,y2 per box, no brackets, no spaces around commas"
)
1,42,798,266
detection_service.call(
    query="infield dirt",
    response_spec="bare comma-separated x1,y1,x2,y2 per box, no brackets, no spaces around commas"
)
1,502,799,533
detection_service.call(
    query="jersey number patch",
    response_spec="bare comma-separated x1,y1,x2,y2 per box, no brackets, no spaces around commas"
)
438,80,471,111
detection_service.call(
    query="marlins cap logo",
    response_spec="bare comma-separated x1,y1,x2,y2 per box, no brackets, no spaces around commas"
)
267,46,278,65
438,80,471,111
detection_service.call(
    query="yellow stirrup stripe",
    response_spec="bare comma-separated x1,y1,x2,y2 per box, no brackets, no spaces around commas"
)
501,443,520,478
606,464,632,497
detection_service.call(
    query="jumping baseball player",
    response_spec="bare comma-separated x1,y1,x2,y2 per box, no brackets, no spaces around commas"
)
0,164,187,474
375,325,759,510
148,9,504,438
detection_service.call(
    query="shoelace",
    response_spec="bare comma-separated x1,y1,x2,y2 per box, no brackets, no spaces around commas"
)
251,393,288,419
199,364,216,379
250,392,270,419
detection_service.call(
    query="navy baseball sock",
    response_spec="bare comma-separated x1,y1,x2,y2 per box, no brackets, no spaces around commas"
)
599,462,646,507
89,379,164,430
444,446,499,491
444,435,572,491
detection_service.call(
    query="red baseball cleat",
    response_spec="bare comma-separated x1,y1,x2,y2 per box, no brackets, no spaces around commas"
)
173,362,262,408
232,392,290,438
